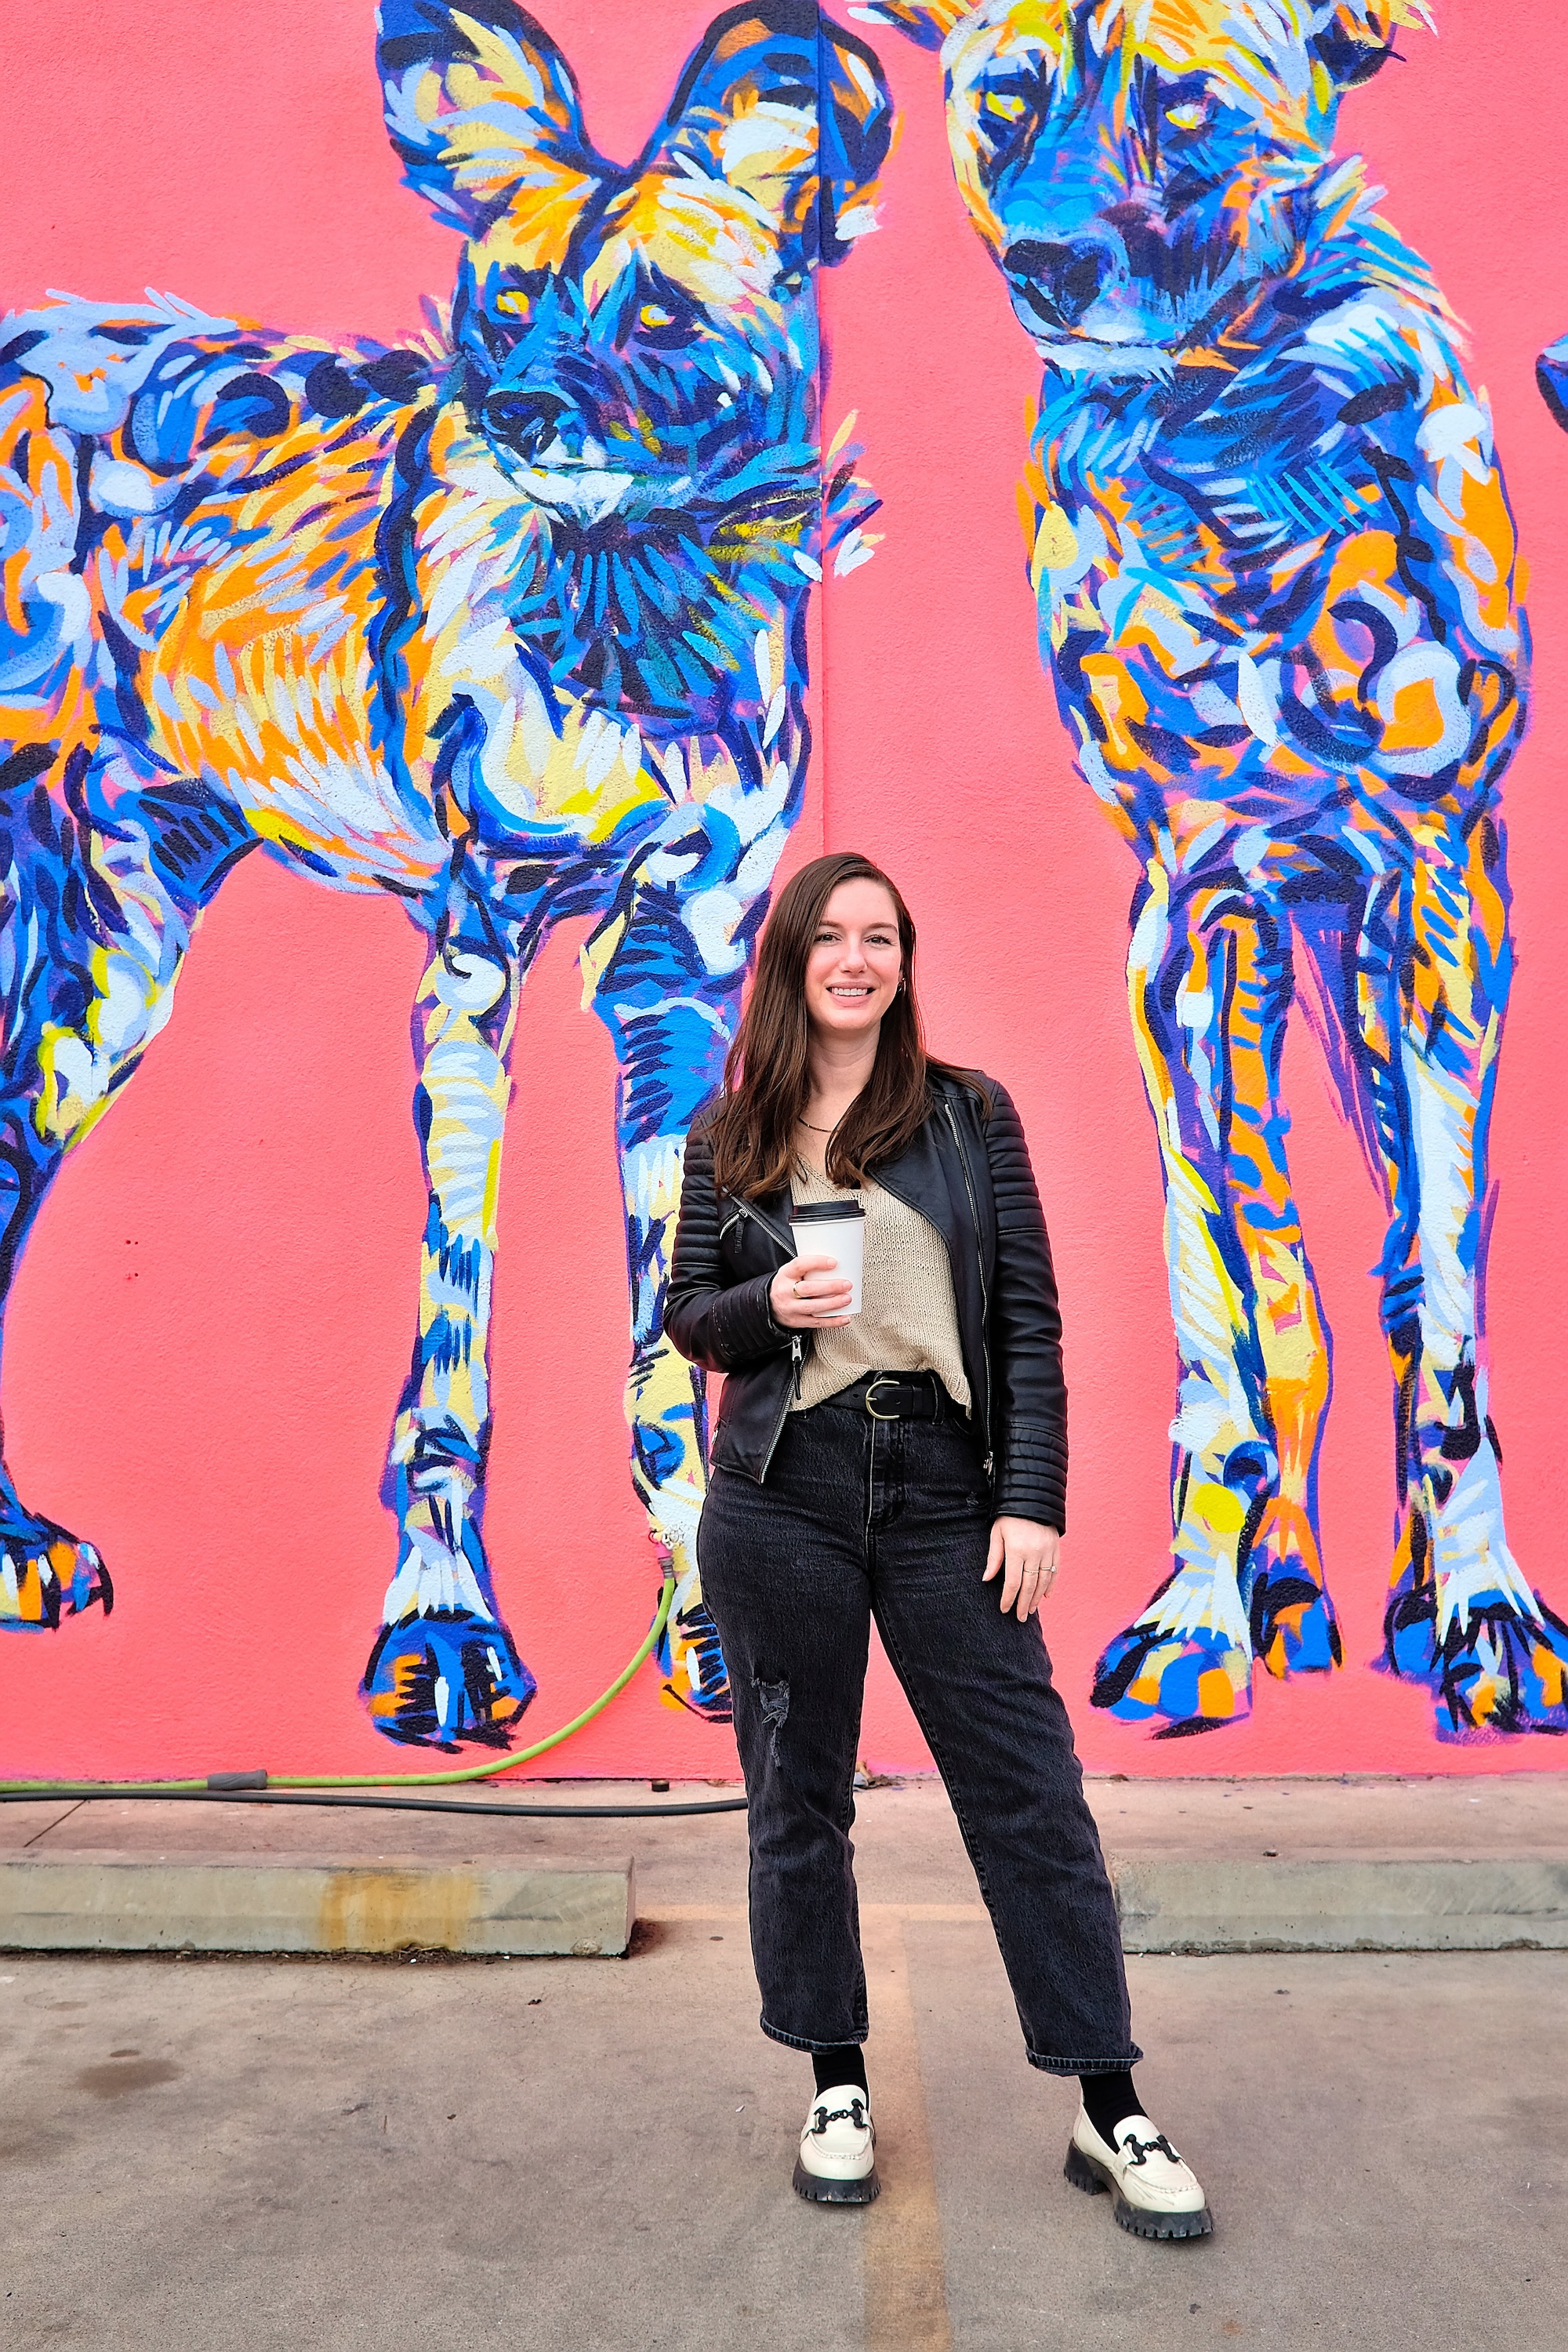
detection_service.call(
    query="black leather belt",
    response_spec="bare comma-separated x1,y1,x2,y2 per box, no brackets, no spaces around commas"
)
822,1370,956,1421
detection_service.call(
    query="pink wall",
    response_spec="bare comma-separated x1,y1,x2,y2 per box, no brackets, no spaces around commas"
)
2,2,1564,1781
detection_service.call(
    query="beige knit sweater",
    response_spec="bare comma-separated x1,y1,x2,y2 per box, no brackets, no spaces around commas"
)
789,1161,971,1414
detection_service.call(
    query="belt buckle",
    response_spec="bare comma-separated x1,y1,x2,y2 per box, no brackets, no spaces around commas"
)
864,1375,903,1421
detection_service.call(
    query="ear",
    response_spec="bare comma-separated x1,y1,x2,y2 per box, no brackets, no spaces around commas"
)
652,2,896,278
376,0,603,251
1308,1,1434,91
846,2,971,50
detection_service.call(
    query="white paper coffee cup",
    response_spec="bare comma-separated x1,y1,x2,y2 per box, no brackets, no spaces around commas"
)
789,1198,866,1316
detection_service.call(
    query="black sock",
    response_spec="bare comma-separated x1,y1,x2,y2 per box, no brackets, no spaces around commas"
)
812,2043,868,2097
1078,2068,1141,2145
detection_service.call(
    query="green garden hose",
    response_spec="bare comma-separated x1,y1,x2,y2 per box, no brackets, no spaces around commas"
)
0,1567,745,1815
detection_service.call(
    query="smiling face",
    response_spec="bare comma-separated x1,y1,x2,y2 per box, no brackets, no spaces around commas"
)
804,879,906,1044
924,0,1406,375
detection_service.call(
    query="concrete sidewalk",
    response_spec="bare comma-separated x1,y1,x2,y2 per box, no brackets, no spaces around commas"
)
3,1773,1566,1953
2,1775,1565,2350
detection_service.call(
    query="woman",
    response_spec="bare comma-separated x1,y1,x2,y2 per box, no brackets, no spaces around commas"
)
666,852,1211,2239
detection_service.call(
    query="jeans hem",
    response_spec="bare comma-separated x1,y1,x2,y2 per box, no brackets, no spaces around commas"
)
1029,2047,1145,2074
760,2016,869,2055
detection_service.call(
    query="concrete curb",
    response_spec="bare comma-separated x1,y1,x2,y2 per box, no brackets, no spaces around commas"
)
5,1842,1567,1958
0,1853,635,1957
1113,1858,1568,1952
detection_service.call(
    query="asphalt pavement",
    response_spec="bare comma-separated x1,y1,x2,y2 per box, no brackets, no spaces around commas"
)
3,1778,1565,2350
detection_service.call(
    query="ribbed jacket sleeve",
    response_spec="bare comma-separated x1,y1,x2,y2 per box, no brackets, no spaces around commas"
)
983,1081,1069,1533
665,1129,793,1374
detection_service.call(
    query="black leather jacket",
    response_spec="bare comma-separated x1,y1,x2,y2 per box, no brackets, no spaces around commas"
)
666,1072,1068,1531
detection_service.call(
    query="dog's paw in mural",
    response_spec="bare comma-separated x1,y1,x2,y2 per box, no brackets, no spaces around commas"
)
1092,1490,1339,1732
0,1506,112,1631
1382,1446,1568,1739
0,3,894,1743
655,1569,734,1723
1537,337,1568,433
868,0,1567,1739
362,1610,536,1749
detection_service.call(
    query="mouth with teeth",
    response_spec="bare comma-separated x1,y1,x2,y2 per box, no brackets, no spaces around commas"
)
514,434,692,529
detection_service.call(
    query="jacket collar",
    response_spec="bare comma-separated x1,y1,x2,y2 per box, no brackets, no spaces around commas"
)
746,1084,975,1254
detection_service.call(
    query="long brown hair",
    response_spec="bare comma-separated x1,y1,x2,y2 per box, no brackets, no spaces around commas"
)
705,851,985,1199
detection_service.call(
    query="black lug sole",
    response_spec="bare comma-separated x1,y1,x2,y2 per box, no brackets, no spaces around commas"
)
793,2156,880,2205
1064,2140,1214,2240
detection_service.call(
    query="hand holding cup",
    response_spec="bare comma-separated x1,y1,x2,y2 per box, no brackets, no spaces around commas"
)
771,1254,855,1329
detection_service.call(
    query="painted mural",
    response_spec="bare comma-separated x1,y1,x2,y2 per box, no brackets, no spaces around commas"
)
0,2,891,1745
3,1,1564,1781
864,0,1568,1741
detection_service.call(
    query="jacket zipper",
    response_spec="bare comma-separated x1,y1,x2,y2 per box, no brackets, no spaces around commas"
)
727,1197,806,1479
942,1098,989,1327
942,1097,994,1474
726,1196,797,1256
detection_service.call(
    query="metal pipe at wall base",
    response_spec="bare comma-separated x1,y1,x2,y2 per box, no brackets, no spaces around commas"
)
0,1572,746,1819
0,1788,747,1819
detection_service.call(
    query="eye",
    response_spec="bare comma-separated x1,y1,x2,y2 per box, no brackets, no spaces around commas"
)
983,89,1029,125
636,296,702,349
493,273,549,321
1163,95,1214,134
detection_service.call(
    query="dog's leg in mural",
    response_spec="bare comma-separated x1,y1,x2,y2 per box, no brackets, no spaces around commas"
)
1091,869,1338,1733
1350,832,1568,1737
591,892,747,1719
361,885,538,1748
589,796,792,1717
0,748,249,1628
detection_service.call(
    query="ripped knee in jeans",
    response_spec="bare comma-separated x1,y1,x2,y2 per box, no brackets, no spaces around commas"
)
754,1675,789,1766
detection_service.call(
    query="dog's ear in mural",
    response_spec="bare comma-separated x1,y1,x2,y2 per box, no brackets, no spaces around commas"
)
0,3,895,1746
654,2,895,274
848,1,967,49
873,0,1568,1742
378,0,604,246
1307,1,1432,88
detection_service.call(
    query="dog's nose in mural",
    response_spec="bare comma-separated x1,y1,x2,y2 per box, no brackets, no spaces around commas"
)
1004,240,1118,335
0,2,893,1744
865,0,1568,1740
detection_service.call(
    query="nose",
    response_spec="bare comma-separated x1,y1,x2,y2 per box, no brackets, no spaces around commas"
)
1006,238,1115,330
483,389,571,463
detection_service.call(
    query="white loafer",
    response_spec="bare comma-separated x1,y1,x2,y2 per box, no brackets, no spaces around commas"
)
1065,2106,1213,2240
793,2084,880,2205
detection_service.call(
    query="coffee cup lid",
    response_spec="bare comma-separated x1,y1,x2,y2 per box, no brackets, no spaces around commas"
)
789,1198,866,1223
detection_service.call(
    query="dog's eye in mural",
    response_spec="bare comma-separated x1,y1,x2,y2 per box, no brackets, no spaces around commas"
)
491,273,550,324
0,1,894,1746
866,0,1568,1741
1158,89,1217,137
630,296,704,350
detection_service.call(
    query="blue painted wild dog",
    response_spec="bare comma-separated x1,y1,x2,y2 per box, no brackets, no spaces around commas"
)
864,1,1568,1739
0,3,892,1744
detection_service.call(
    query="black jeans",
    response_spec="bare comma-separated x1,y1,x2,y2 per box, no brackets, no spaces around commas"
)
697,1399,1140,2072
